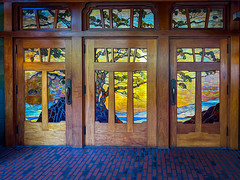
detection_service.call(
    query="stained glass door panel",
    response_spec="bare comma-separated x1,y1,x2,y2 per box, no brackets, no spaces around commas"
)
86,39,157,146
170,39,227,147
16,39,71,146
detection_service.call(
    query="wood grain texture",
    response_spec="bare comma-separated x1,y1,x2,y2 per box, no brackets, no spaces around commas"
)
127,72,133,132
4,2,12,31
41,71,49,131
94,63,147,72
24,121,66,145
71,37,83,147
157,37,169,148
69,3,85,31
195,72,202,132
108,72,115,132
23,63,65,71
23,40,65,48
229,36,239,149
158,2,172,30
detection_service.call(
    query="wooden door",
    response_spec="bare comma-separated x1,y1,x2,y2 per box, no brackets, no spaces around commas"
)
170,39,228,147
16,39,71,145
85,39,157,146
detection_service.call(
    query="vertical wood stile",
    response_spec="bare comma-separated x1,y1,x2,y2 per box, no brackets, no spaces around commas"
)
186,8,191,28
47,48,51,62
202,48,205,62
128,48,131,63
54,9,59,29
105,48,109,62
100,9,104,28
35,10,40,29
130,9,133,28
195,71,202,132
205,8,210,29
133,48,137,62
109,9,113,28
192,48,196,62
138,9,143,28
38,48,42,62
127,72,133,132
42,71,49,131
112,48,114,63
108,72,115,132
4,2,12,31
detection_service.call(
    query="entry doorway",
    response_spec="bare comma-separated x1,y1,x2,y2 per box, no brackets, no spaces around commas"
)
170,39,228,147
85,39,157,146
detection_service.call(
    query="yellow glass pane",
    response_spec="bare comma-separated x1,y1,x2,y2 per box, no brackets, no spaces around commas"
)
177,48,194,62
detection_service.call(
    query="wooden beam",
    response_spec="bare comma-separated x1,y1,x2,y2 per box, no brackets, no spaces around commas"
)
157,37,169,148
4,2,12,31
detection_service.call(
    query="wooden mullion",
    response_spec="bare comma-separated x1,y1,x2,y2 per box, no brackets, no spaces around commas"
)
192,48,196,62
35,10,40,29
133,48,137,62
47,48,51,62
42,71,49,131
205,8,210,29
130,8,134,28
202,48,205,62
138,9,143,28
186,8,191,28
38,48,42,62
195,71,202,132
54,9,59,29
128,48,131,63
127,72,133,132
105,48,109,62
109,9,113,28
108,72,115,132
100,9,104,28
112,48,114,63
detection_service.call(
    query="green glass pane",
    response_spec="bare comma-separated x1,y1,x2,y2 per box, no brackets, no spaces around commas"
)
113,9,130,28
133,71,147,123
95,70,109,123
204,48,220,62
38,10,55,29
48,71,66,122
114,49,128,62
135,49,147,62
208,9,223,28
201,71,219,124
24,49,40,62
89,9,102,28
25,71,42,122
23,10,37,29
141,9,154,28
103,9,110,28
50,49,65,62
133,9,140,28
172,9,188,28
195,48,203,62
177,48,194,62
57,9,71,29
189,9,207,28
177,71,195,123
115,72,127,123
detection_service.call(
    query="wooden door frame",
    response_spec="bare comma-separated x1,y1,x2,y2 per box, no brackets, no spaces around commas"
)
169,38,228,147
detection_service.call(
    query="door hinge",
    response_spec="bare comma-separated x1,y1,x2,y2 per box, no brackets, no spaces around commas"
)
15,85,18,94
84,125,86,135
227,43,229,54
83,44,86,54
226,126,228,136
227,85,229,95
16,125,18,134
84,85,86,94
15,45,17,54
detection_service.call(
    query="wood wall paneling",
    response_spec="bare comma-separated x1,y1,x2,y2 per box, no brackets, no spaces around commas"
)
3,2,12,31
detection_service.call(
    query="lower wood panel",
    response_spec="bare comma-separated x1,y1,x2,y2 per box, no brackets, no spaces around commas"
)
24,121,66,145
177,132,220,147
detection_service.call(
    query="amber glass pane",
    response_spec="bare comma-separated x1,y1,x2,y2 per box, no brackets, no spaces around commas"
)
177,71,195,123
141,9,154,28
113,9,130,28
103,9,110,28
208,9,223,28
24,49,40,62
195,48,203,62
177,48,194,62
95,49,107,62
57,10,71,29
48,71,66,122
133,71,147,123
202,71,219,124
114,49,128,62
95,71,109,123
115,72,128,123
135,49,147,62
133,9,140,28
89,9,102,28
172,9,188,28
23,9,37,29
40,48,50,62
38,10,55,29
204,48,220,62
130,49,135,62
50,49,65,62
189,9,207,28
25,71,42,122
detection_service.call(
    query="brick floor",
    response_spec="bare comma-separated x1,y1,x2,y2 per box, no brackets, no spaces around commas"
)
0,146,239,179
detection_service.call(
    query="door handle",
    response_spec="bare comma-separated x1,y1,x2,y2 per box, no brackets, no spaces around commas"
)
66,78,72,105
171,79,176,105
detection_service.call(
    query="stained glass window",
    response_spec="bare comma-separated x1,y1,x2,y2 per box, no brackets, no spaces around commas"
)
172,9,188,28
204,48,220,62
25,71,42,122
113,9,130,28
135,49,147,62
177,71,196,123
95,70,109,123
141,9,154,28
115,72,128,123
201,71,219,124
57,9,71,29
114,49,128,62
23,9,37,29
50,49,65,62
89,9,102,28
24,49,40,62
95,49,107,62
38,10,55,29
194,48,203,62
177,48,194,62
208,9,223,28
133,71,147,123
48,71,66,122
40,48,50,62
133,9,140,28
189,9,206,28
103,9,110,28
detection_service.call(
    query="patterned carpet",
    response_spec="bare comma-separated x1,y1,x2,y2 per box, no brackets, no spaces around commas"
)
0,146,239,179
